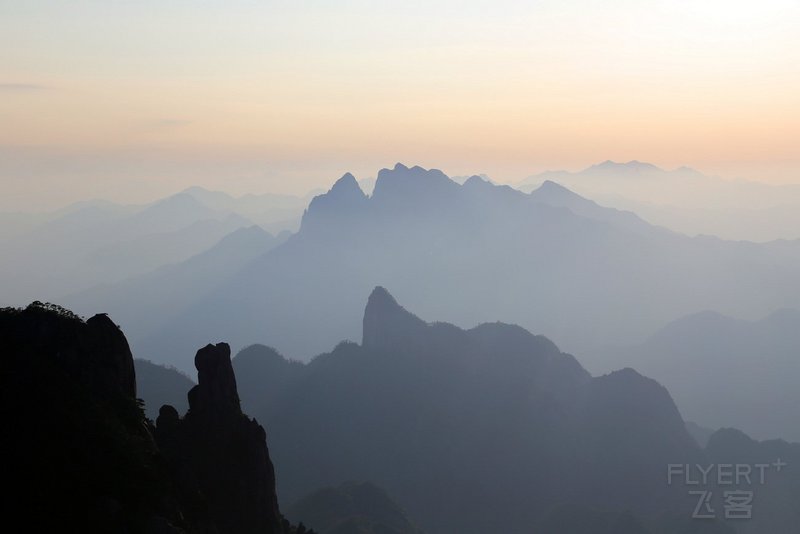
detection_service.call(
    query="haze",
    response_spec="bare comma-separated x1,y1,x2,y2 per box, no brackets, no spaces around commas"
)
2,0,800,210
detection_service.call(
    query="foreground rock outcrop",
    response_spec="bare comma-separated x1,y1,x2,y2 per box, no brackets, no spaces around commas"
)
156,342,283,534
0,301,301,534
0,302,179,531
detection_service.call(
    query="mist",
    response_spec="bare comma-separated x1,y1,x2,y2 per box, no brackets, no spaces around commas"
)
4,1,800,533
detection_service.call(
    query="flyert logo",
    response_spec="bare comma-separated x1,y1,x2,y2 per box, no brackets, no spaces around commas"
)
667,460,788,520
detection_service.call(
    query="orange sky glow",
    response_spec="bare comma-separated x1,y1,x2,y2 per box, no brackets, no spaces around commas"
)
1,1,799,209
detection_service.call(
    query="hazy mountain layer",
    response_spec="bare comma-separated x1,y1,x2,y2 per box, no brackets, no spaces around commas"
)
133,164,800,371
520,160,800,241
207,288,738,534
0,192,252,305
64,225,284,345
0,185,309,306
595,308,800,441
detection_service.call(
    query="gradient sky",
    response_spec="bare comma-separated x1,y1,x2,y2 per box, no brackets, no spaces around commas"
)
1,0,799,210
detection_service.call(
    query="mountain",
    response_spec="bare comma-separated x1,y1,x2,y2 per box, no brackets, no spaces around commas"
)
0,193,254,306
520,161,800,241
0,301,306,533
528,179,664,236
154,342,285,534
63,225,284,347
450,173,493,185
685,421,716,448
134,359,195,419
702,428,800,534
0,183,315,307
519,160,800,210
595,308,800,441
135,164,800,371
179,186,312,233
286,482,423,534
201,287,742,534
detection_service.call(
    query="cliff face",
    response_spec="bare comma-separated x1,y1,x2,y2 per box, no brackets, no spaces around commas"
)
0,301,136,400
156,342,283,534
0,302,172,531
0,302,294,534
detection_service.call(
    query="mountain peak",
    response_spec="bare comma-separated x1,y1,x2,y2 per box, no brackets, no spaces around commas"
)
329,172,364,197
371,164,458,207
367,285,399,309
587,160,662,173
300,172,367,231
188,342,241,415
529,180,592,209
363,287,427,350
462,174,493,188
533,179,574,195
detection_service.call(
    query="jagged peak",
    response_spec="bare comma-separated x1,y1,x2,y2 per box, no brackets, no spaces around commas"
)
300,172,367,230
371,164,458,204
362,286,427,350
366,285,400,310
329,172,365,197
188,342,241,415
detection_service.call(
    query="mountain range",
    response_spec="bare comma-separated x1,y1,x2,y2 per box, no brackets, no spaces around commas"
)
78,163,800,373
137,287,792,533
595,308,800,442
0,186,309,306
6,294,797,532
520,161,800,241
230,287,720,533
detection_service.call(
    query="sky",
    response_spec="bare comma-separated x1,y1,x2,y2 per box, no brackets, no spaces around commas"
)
1,0,799,210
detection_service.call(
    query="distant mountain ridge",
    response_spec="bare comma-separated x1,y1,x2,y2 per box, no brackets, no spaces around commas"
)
209,287,738,534
64,225,284,341
130,163,800,370
0,184,313,306
596,307,800,441
520,160,800,241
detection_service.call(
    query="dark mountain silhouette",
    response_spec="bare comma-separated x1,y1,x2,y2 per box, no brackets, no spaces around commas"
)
134,164,800,371
597,308,800,441
0,302,180,531
155,342,287,534
286,481,423,534
0,301,304,534
199,287,738,534
231,344,306,422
